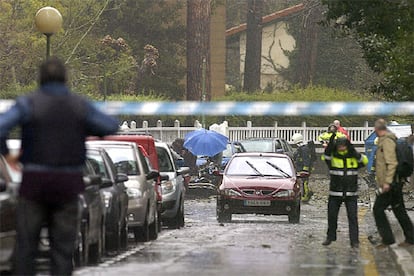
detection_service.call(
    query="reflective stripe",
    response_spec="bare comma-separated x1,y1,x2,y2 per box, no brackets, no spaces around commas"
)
329,191,358,196
329,170,359,176
323,154,332,160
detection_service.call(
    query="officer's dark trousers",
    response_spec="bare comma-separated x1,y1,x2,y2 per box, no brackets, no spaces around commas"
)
13,197,78,276
373,182,414,245
327,195,359,245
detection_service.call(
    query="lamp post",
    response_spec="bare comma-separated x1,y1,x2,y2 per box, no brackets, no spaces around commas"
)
35,7,62,60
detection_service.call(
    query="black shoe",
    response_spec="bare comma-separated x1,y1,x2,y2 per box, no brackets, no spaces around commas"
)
322,239,332,246
351,243,359,249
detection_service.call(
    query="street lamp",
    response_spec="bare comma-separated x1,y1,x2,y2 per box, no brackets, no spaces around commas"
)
35,7,62,60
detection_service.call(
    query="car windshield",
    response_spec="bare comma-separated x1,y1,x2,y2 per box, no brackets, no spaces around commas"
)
226,156,293,177
104,147,139,176
241,140,273,152
87,152,110,179
222,143,245,158
156,147,174,172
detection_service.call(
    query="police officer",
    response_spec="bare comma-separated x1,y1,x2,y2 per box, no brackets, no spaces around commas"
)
322,135,368,248
291,133,313,202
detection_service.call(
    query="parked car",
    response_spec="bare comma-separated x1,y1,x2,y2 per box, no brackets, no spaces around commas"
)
216,152,301,223
0,155,18,271
86,140,159,242
196,141,246,169
73,161,106,266
155,141,189,229
90,134,163,231
85,147,129,252
240,138,295,160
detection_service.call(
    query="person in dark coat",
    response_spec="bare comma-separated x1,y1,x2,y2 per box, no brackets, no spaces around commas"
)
0,57,119,275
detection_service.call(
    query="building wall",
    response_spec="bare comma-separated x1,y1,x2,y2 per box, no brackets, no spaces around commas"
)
239,21,296,89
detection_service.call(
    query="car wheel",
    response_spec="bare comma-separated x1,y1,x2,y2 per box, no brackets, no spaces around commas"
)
135,213,150,242
168,197,184,229
179,198,185,228
288,202,301,224
74,221,89,267
149,207,159,240
217,211,231,223
88,225,102,265
106,222,121,252
120,217,128,250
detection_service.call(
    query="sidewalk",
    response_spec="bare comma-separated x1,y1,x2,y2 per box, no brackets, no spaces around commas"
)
372,192,414,276
388,209,414,276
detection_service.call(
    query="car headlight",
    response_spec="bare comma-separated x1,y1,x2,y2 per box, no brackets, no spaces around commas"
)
273,190,294,198
127,187,142,199
162,179,176,195
222,188,241,197
102,191,112,208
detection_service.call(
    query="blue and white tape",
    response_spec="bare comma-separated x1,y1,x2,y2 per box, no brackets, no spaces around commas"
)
1,100,413,116
95,101,414,116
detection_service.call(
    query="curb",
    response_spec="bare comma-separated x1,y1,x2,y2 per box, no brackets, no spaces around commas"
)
389,244,414,276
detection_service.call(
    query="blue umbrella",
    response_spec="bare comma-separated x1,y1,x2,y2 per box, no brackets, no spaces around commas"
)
184,128,229,157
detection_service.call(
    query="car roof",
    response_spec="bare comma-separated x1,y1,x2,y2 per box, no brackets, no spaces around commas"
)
241,137,285,141
154,141,169,149
86,140,136,148
232,152,289,158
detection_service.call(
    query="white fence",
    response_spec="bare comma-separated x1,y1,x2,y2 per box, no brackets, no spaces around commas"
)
120,120,373,146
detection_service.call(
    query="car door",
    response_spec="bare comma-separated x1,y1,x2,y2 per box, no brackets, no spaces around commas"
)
0,157,16,266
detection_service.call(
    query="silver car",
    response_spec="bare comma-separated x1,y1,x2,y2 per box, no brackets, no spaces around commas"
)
86,140,159,242
155,142,189,229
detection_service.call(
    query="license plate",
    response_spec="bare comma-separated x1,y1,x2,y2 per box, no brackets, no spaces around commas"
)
244,200,271,206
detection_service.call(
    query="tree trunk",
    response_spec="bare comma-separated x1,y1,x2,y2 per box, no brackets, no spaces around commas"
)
186,0,211,101
243,0,263,93
296,0,322,87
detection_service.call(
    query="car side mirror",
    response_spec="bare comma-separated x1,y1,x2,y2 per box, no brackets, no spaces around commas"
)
116,173,129,183
100,177,113,188
160,174,169,181
0,178,7,192
83,175,102,187
146,170,160,180
177,167,190,175
276,148,284,154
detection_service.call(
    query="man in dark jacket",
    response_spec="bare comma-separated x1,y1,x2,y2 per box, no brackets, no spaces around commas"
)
0,57,119,275
322,135,368,248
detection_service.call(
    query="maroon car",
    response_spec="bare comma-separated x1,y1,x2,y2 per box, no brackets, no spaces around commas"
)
216,152,301,223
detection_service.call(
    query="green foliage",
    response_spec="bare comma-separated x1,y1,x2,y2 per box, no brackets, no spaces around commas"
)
0,0,186,100
215,85,378,102
322,0,414,100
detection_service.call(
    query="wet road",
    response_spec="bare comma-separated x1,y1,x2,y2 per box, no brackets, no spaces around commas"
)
73,193,402,276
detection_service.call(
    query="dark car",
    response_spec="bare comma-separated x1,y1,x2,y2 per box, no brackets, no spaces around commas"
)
0,156,18,271
86,140,160,242
73,161,106,266
86,147,129,252
240,138,295,160
216,152,301,224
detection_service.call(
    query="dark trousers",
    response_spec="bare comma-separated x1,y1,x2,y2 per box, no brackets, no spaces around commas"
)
13,197,79,276
327,195,359,245
373,182,414,245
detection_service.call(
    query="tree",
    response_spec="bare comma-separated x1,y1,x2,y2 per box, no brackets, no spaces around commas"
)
322,0,414,100
100,0,186,100
295,0,322,87
186,0,212,101
243,0,264,92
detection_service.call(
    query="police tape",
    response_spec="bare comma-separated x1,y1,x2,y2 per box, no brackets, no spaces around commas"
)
1,100,414,116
